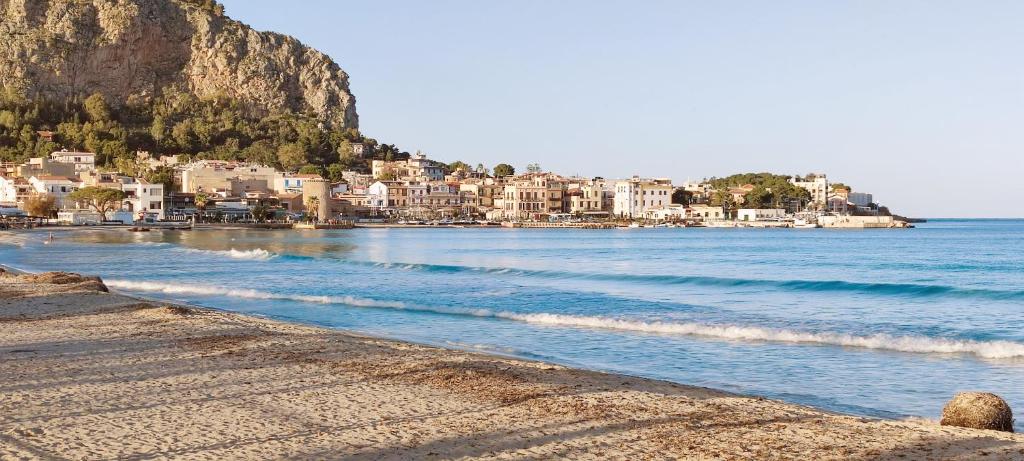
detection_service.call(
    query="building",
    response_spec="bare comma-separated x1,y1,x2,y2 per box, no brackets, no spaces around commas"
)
273,174,323,195
643,204,686,221
371,153,445,181
613,177,673,219
180,161,277,194
367,181,410,210
848,192,873,207
687,204,725,221
121,178,165,220
727,185,755,205
790,174,829,208
0,176,33,209
737,208,786,222
459,178,503,211
500,174,567,220
568,181,605,214
28,175,83,209
49,150,96,173
341,171,374,188
15,157,76,178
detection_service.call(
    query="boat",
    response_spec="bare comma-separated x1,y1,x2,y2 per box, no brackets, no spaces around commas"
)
627,222,641,228
793,219,820,229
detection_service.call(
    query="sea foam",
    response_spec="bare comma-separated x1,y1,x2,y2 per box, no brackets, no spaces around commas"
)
182,248,276,261
104,279,1024,359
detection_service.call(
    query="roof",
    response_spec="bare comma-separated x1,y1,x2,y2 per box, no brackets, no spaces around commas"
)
33,175,80,182
276,193,302,199
291,174,323,179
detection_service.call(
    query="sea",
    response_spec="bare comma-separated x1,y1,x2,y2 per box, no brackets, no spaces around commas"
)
2,219,1022,428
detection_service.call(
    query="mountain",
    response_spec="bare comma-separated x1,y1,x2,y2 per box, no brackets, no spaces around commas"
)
0,0,357,129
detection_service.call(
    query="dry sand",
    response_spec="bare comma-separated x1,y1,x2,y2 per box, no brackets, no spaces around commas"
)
2,270,1023,460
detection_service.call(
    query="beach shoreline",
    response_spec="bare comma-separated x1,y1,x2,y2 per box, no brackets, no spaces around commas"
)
2,269,1023,459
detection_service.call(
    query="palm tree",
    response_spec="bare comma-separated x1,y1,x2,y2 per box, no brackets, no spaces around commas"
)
305,196,320,222
194,192,208,223
250,203,268,223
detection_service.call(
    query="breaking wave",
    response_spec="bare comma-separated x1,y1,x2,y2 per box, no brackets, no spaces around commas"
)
105,279,1024,359
182,248,276,261
104,279,403,308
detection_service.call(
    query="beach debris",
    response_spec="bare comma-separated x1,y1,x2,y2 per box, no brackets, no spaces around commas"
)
941,392,1014,432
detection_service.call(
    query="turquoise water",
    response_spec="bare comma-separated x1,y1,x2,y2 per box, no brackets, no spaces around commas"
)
2,220,1023,427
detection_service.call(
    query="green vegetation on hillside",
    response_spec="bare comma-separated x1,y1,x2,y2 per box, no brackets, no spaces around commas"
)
707,173,811,209
0,87,409,174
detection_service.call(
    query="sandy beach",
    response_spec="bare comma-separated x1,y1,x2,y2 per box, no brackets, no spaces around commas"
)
2,270,1023,460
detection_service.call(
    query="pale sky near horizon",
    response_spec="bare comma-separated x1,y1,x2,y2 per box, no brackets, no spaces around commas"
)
218,0,1023,218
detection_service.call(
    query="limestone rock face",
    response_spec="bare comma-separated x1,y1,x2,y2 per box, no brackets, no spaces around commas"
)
0,0,357,128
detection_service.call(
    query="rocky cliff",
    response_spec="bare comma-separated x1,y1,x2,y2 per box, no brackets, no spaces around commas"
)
0,0,357,129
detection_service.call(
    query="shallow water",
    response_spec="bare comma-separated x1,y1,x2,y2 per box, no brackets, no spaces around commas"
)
2,220,1022,427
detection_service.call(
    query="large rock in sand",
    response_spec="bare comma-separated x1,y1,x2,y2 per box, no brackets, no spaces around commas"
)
941,392,1014,432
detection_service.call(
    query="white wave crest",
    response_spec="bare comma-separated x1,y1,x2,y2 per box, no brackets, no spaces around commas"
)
493,312,1024,359
104,279,1024,359
104,280,403,309
182,248,276,261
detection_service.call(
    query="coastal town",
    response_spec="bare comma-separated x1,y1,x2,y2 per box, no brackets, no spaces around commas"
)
1,145,907,229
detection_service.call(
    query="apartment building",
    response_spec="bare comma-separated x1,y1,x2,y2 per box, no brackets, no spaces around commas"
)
790,174,829,208
500,174,567,220
613,177,673,218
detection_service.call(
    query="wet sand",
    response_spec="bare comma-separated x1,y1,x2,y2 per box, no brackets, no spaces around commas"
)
2,270,1023,460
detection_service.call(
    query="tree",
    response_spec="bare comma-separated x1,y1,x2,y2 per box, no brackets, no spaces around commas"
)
448,160,470,172
145,166,177,192
298,164,323,176
23,194,56,218
671,189,693,206
68,186,125,221
326,163,347,182
195,192,209,212
250,203,269,223
278,143,308,171
493,163,515,177
84,93,111,122
743,186,773,209
527,163,541,173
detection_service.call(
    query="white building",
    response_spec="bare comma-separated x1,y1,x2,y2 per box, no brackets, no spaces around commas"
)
0,175,33,208
848,192,873,207
121,179,165,220
613,177,674,218
367,181,393,210
737,208,786,222
642,204,686,221
49,150,96,173
790,174,829,207
28,175,83,209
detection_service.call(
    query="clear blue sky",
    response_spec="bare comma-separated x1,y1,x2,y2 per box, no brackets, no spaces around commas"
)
219,0,1023,218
